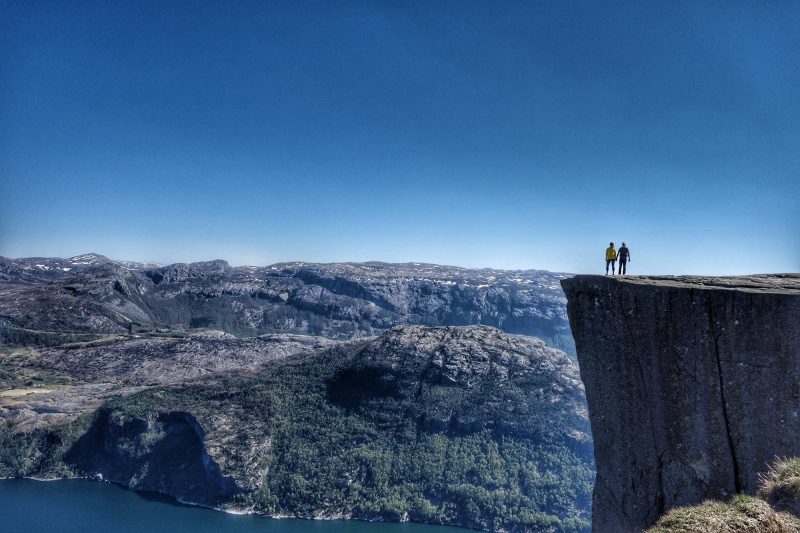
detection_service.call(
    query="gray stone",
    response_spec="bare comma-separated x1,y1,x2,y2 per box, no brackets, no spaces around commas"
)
562,274,800,532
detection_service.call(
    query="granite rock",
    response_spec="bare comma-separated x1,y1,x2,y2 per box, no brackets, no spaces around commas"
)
562,274,800,532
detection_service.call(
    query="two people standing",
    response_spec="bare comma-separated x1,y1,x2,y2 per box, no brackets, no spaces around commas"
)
605,242,631,275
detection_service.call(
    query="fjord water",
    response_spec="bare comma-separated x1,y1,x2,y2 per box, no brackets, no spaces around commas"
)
0,479,465,533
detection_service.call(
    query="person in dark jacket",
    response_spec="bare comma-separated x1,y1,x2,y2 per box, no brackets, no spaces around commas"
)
618,242,631,275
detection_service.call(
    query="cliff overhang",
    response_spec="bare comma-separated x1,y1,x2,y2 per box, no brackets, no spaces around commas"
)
561,274,800,532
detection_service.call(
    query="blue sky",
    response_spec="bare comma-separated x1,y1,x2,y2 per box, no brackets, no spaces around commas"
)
1,1,798,274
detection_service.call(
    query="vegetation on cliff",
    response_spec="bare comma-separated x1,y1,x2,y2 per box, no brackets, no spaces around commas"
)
648,459,800,532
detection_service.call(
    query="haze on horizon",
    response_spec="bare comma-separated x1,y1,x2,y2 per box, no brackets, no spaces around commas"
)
1,1,798,275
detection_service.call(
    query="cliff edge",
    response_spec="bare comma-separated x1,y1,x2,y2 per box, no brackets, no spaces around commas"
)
561,274,800,532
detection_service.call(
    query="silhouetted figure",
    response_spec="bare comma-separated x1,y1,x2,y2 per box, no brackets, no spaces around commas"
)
605,242,617,275
618,242,631,275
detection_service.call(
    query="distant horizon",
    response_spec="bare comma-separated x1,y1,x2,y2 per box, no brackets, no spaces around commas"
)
4,249,797,277
2,2,798,276
1,250,576,273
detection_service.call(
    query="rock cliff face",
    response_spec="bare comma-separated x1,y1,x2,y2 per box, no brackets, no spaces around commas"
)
561,274,800,532
65,410,241,506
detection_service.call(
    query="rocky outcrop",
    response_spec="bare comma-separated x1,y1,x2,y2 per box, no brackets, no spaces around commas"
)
561,274,800,532
326,325,591,446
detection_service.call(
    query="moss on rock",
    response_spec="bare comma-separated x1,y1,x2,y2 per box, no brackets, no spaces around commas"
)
648,458,800,532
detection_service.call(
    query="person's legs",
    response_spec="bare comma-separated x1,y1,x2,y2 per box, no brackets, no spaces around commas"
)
606,259,611,274
620,260,626,275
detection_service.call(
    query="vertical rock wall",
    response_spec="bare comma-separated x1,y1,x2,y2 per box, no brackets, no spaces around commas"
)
561,275,800,532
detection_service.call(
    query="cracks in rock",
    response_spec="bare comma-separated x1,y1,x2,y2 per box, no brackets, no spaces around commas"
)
674,361,699,383
656,452,665,516
617,291,669,518
706,295,742,494
617,291,637,352
719,359,771,369
674,292,699,383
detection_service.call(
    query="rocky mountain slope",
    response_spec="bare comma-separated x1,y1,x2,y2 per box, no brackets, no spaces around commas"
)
562,274,800,532
0,332,333,432
0,254,574,354
1,325,593,531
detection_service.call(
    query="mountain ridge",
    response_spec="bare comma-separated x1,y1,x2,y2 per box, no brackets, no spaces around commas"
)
0,253,575,354
0,254,593,530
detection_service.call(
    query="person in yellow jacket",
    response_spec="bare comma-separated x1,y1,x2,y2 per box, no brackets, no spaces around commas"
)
605,242,617,275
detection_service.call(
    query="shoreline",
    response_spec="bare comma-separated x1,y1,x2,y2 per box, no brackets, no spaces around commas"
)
2,476,473,530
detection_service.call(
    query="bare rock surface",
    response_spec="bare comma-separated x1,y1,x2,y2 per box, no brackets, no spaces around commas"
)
0,383,147,432
561,274,800,532
0,333,334,432
36,333,336,384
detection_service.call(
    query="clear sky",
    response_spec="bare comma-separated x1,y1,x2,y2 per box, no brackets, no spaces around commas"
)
1,1,798,275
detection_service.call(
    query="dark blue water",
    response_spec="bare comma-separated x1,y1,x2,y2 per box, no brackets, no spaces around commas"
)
0,479,466,533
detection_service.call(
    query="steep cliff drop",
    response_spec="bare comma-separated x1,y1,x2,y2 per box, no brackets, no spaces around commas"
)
561,274,800,532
